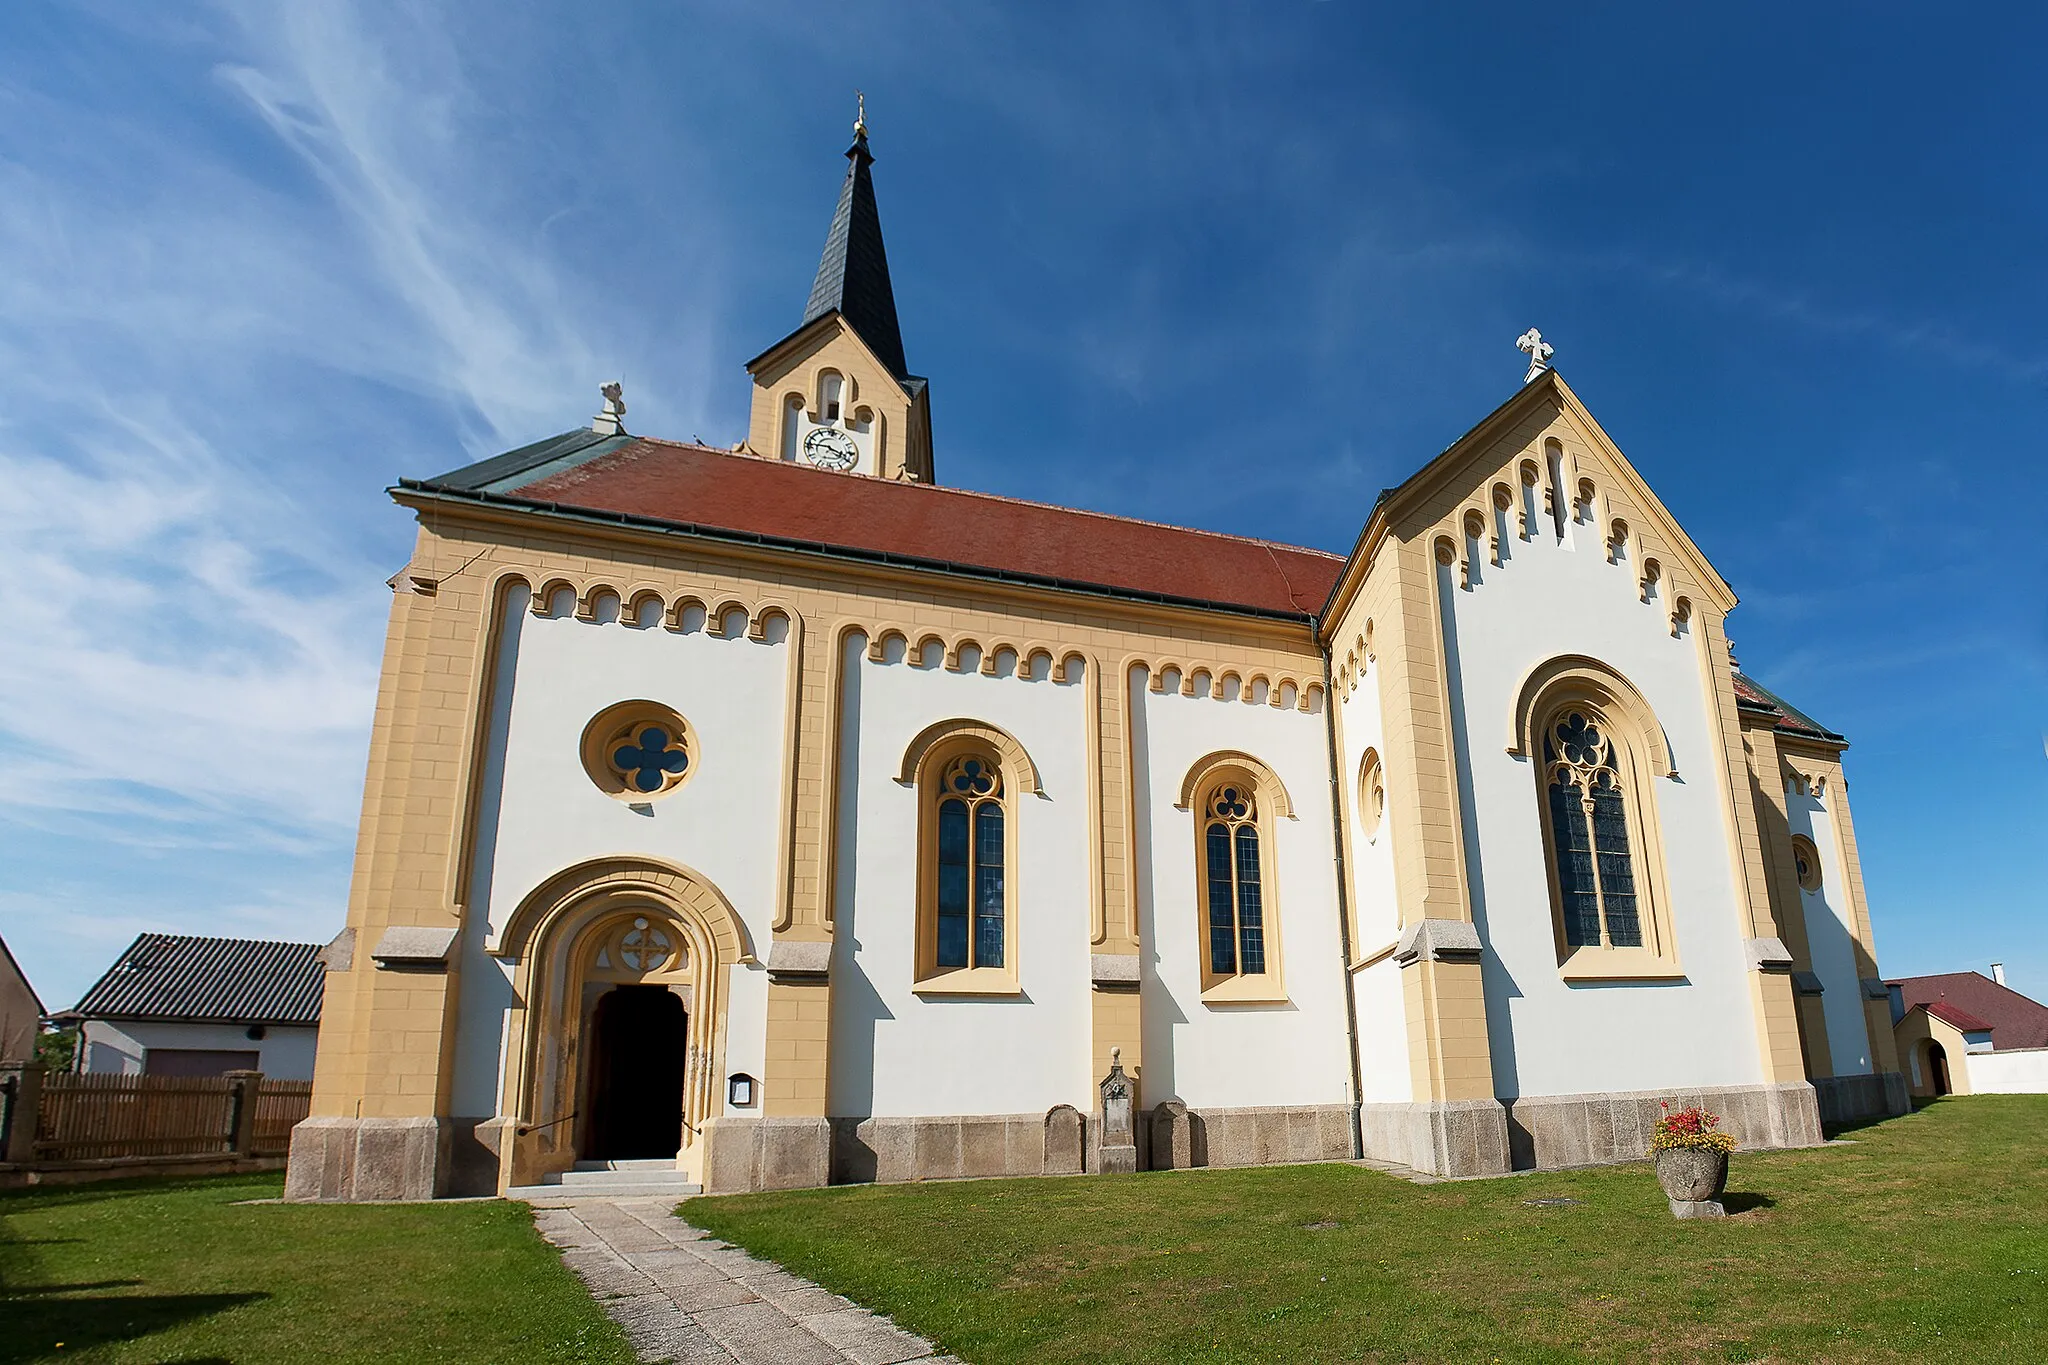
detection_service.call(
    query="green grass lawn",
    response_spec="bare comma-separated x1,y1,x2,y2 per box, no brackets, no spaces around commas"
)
0,1173,633,1364
688,1097,2048,1364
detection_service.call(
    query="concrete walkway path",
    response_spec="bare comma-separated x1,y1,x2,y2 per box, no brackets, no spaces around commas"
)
532,1195,958,1365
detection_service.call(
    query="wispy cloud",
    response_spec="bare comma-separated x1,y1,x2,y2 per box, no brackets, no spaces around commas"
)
0,0,721,1003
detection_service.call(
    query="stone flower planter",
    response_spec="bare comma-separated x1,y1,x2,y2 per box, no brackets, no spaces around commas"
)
1655,1147,1729,1218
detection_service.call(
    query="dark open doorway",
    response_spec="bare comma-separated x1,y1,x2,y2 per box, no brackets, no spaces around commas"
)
1929,1041,1952,1097
584,985,687,1160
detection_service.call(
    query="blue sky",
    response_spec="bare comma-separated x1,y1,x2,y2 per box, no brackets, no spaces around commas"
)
1,3,2041,1009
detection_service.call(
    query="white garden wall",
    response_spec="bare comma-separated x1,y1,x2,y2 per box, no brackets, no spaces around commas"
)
1965,1048,2048,1094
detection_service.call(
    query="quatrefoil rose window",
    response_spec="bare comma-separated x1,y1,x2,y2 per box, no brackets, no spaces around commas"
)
580,700,698,800
616,917,676,972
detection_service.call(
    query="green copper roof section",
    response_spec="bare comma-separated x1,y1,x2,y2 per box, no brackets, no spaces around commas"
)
420,428,631,495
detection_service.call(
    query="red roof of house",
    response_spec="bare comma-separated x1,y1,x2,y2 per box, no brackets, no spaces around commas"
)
1893,972,2048,1050
1923,1000,1995,1033
458,437,1345,618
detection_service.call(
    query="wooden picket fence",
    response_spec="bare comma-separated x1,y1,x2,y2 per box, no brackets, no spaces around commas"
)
32,1073,311,1162
251,1079,314,1156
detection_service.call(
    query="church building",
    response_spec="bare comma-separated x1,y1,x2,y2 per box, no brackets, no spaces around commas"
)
287,113,1907,1201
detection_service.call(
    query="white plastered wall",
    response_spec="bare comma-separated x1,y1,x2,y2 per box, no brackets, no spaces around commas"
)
1786,790,1874,1075
828,637,1092,1118
450,589,782,1119
1435,488,1762,1099
1966,1049,2048,1094
1335,649,1411,1103
1134,668,1351,1109
79,1019,319,1078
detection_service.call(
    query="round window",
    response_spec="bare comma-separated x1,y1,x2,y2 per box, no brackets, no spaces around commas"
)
1358,749,1385,843
1791,834,1823,893
580,700,697,800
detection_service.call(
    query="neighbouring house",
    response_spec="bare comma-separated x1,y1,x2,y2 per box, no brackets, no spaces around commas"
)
1890,966,2048,1097
0,935,42,1064
61,934,325,1079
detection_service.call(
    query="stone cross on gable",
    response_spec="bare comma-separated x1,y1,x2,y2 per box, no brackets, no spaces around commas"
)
1517,328,1555,384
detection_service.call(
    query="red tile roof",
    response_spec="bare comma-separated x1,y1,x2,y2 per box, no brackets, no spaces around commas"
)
1892,972,2048,1050
1731,672,1841,741
1923,1000,1995,1033
494,439,1344,618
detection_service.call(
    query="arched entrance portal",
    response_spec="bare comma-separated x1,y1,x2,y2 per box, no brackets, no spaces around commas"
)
1928,1041,1952,1096
493,858,757,1190
585,985,687,1159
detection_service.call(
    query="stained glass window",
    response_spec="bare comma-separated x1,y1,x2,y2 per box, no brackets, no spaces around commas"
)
933,753,1004,972
1203,784,1267,979
1235,826,1265,974
1543,710,1644,952
974,804,1005,969
936,798,970,968
1206,823,1236,974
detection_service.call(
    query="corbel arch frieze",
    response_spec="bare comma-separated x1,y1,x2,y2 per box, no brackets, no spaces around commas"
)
896,717,1045,797
1132,657,1320,711
516,569,803,644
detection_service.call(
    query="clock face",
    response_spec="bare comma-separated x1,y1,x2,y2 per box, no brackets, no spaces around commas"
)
801,426,860,471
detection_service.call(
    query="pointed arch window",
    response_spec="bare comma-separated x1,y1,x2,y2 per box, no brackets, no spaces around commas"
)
1515,657,1681,981
1203,784,1265,976
1181,756,1290,1003
910,732,1025,995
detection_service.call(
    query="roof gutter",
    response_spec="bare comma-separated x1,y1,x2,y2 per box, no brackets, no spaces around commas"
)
394,481,1322,626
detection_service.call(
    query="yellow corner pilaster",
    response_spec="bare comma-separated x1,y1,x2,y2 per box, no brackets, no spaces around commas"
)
1402,958,1494,1102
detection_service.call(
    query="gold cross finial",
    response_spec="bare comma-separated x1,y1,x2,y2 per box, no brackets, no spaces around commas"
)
854,90,868,139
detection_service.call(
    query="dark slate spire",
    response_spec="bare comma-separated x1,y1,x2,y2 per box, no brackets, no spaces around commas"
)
801,101,909,379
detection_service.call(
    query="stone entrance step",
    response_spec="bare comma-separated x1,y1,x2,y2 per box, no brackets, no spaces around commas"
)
507,1158,701,1201
571,1158,680,1173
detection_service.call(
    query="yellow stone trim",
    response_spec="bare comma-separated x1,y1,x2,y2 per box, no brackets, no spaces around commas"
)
815,621,865,931
1091,986,1143,1107
896,718,1044,795
769,603,809,934
1174,750,1297,820
1505,654,1674,777
1401,957,1495,1101
492,856,757,965
764,979,831,1115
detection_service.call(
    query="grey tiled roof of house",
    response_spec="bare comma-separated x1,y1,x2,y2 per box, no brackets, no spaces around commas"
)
66,933,325,1026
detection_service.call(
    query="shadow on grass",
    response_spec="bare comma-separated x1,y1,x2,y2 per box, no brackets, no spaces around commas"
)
0,1292,266,1362
0,1176,276,1214
1722,1192,1776,1214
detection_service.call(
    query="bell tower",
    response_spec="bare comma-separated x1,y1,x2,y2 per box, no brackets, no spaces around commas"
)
746,97,934,482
